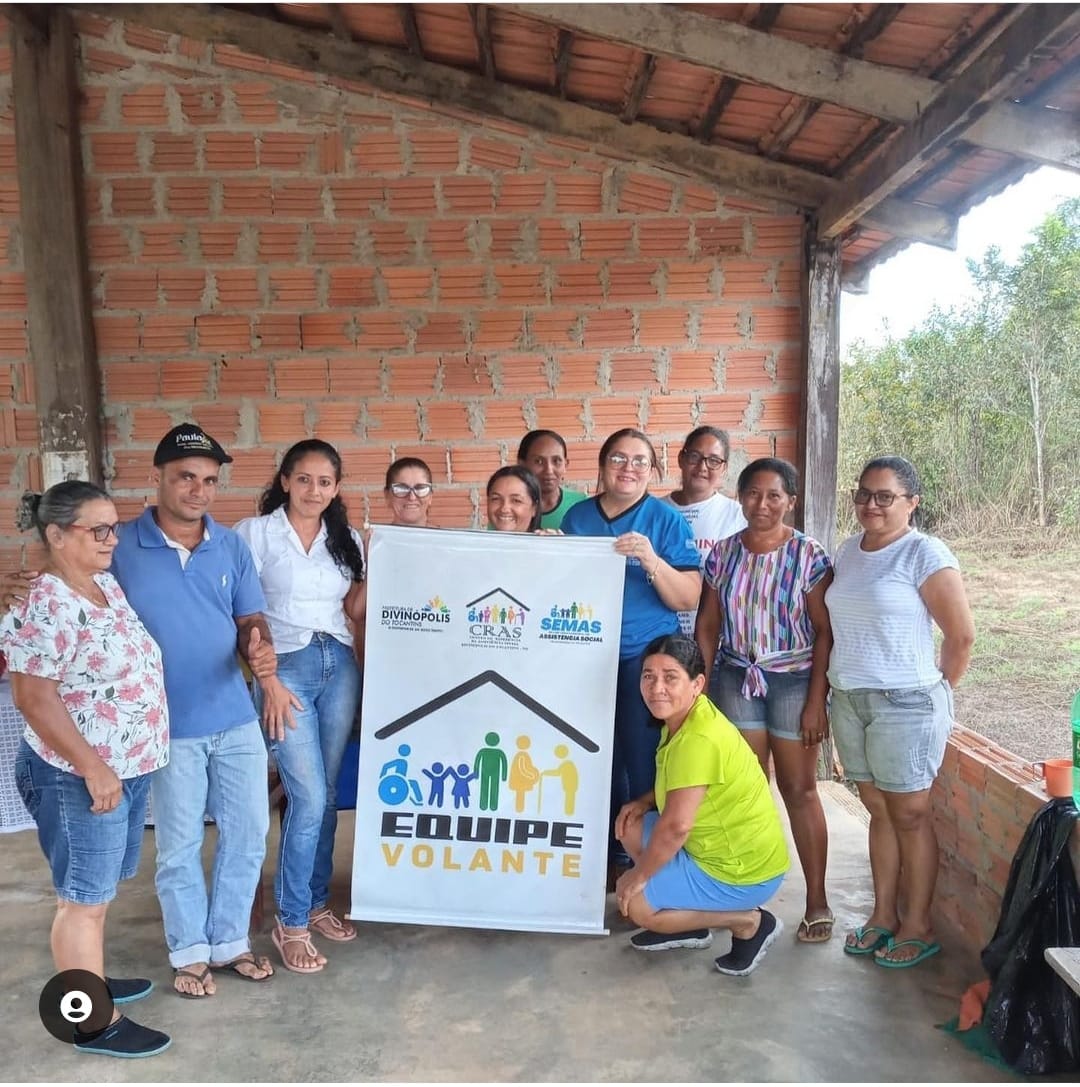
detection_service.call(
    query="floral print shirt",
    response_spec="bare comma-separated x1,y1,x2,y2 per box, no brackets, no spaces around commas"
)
0,572,169,778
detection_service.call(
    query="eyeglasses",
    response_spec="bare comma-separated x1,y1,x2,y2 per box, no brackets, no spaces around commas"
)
681,450,727,471
389,483,433,499
851,489,912,508
68,522,121,542
606,453,652,472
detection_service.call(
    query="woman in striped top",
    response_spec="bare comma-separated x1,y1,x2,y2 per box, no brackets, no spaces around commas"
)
695,457,834,943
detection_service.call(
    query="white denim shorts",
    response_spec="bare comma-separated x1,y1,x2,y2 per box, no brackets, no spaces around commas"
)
830,680,953,793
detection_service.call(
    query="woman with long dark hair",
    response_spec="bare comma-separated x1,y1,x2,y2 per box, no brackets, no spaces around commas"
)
234,439,365,974
486,465,544,533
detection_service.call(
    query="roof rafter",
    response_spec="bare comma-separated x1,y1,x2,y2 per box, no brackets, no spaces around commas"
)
818,4,1080,238
80,2,956,249
468,4,495,81
501,3,1080,173
398,3,422,59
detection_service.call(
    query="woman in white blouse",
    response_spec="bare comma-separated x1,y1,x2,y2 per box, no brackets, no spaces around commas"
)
826,456,974,969
234,440,365,975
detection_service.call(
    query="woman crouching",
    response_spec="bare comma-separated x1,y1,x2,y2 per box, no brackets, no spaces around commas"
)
614,634,789,976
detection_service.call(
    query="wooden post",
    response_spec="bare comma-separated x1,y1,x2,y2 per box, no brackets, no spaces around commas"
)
797,218,841,781
11,7,103,487
796,217,841,555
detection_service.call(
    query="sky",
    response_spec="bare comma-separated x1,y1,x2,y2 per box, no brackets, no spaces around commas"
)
840,166,1080,354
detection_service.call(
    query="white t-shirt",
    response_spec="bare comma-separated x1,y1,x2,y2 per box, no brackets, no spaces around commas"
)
825,530,959,690
234,506,364,654
662,491,747,636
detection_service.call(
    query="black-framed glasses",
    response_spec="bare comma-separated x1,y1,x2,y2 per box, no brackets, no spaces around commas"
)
851,488,911,508
389,483,433,499
68,522,121,542
606,452,652,471
681,450,727,471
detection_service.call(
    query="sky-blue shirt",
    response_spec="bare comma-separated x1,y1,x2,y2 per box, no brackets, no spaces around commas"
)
111,508,267,739
561,494,700,659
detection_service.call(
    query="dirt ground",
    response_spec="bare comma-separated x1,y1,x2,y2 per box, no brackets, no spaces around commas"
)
947,530,1080,763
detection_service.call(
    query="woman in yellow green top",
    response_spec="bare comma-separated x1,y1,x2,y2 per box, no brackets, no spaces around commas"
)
615,633,789,975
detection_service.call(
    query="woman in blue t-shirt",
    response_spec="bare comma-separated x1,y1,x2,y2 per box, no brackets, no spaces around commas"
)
561,428,701,875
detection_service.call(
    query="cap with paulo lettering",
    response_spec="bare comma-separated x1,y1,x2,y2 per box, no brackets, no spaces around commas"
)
153,424,233,466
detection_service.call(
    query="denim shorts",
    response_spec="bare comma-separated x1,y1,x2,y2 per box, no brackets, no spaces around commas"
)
710,663,810,740
830,680,954,794
639,812,784,913
15,741,152,906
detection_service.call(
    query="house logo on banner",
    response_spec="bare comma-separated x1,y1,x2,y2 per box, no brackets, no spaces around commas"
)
380,595,452,633
539,600,603,644
372,670,599,880
463,587,529,651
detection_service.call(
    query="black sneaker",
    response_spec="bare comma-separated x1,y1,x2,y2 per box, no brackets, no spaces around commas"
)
106,977,154,1005
630,928,713,951
714,910,783,976
74,1015,171,1059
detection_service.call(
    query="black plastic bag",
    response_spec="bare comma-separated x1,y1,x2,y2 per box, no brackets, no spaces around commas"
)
981,796,1080,1075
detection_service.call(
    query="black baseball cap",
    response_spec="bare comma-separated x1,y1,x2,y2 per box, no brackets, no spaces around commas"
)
153,424,233,466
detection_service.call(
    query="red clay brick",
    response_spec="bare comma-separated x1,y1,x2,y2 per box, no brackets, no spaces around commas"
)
537,220,575,257
609,352,662,392
589,396,643,434
451,446,502,484
315,132,345,175
231,81,280,124
191,404,242,443
222,178,272,217
87,225,133,263
357,315,409,351
668,350,718,391
722,260,774,302
256,313,302,350
482,399,528,438
328,268,378,307
257,223,303,261
424,401,473,441
698,306,745,345
0,273,25,310
94,315,139,356
151,134,197,172
408,128,460,171
162,361,212,400
679,183,719,213
580,222,633,259
386,357,437,397
102,361,160,401
414,314,466,352
469,136,523,171
388,178,437,215
699,393,751,429
110,178,156,217
645,394,697,433
553,175,602,213
329,356,384,397
158,268,207,306
750,215,803,256
199,224,242,261
167,178,213,217
618,173,674,213
275,358,329,396
696,219,747,257
311,224,360,262
383,268,434,305
312,403,362,441
496,175,548,213
227,449,280,489
473,312,525,351
197,314,252,352
441,355,493,396
439,266,489,307
260,132,314,170
215,269,263,308
272,180,323,218
217,356,272,397
557,352,602,393
354,132,404,174
176,85,225,125
551,265,604,306
499,353,552,395
142,314,194,354
103,270,158,309
269,268,318,307
329,179,385,217
666,262,717,302
607,263,661,304
531,309,582,349
441,176,494,213
369,222,415,261
121,85,168,125
205,132,258,172
139,224,188,262
90,133,139,173
724,350,770,389
366,401,420,441
301,314,355,350
752,307,800,342
582,309,635,349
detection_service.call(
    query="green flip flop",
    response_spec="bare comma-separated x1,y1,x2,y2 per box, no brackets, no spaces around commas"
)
843,925,894,956
874,937,942,968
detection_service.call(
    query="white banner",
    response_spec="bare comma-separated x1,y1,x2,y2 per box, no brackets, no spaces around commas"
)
349,526,623,935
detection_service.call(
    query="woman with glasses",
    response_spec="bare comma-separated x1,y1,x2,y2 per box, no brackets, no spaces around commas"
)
826,456,974,969
486,466,543,533
517,430,586,529
695,457,834,944
234,439,365,974
561,428,701,878
383,457,436,528
0,482,171,1057
663,426,746,637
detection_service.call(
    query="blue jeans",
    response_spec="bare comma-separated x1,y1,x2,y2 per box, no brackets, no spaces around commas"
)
611,652,660,867
151,719,269,969
15,742,152,906
257,634,361,928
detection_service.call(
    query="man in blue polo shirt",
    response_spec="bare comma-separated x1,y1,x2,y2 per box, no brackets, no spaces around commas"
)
112,424,295,998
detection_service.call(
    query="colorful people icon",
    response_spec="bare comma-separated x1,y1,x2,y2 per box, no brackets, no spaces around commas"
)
473,732,508,811
508,734,540,813
540,743,580,816
422,761,453,807
378,744,424,806
448,763,477,809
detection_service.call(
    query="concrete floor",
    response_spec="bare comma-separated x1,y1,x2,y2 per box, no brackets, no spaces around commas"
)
0,783,1011,1082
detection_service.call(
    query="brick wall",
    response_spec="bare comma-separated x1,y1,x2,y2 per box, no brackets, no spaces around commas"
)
933,726,1080,954
0,11,804,564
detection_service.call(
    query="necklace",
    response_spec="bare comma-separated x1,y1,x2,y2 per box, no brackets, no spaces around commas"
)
50,569,108,607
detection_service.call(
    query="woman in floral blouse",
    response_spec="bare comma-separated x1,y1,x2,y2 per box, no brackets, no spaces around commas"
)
0,482,171,1059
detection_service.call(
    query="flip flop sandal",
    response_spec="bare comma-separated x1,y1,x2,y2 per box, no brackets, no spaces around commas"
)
796,913,835,943
309,907,357,942
272,923,326,974
843,925,894,956
874,937,942,969
209,951,274,982
173,964,214,999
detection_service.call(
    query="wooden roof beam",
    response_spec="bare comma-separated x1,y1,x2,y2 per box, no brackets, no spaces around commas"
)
621,52,657,124
761,4,905,159
398,3,422,58
553,27,573,98
325,3,350,42
818,4,1080,239
697,4,781,143
503,3,1080,172
79,1,956,250
469,4,495,81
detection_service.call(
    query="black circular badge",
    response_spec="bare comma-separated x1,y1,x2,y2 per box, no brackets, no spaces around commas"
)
38,970,114,1043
